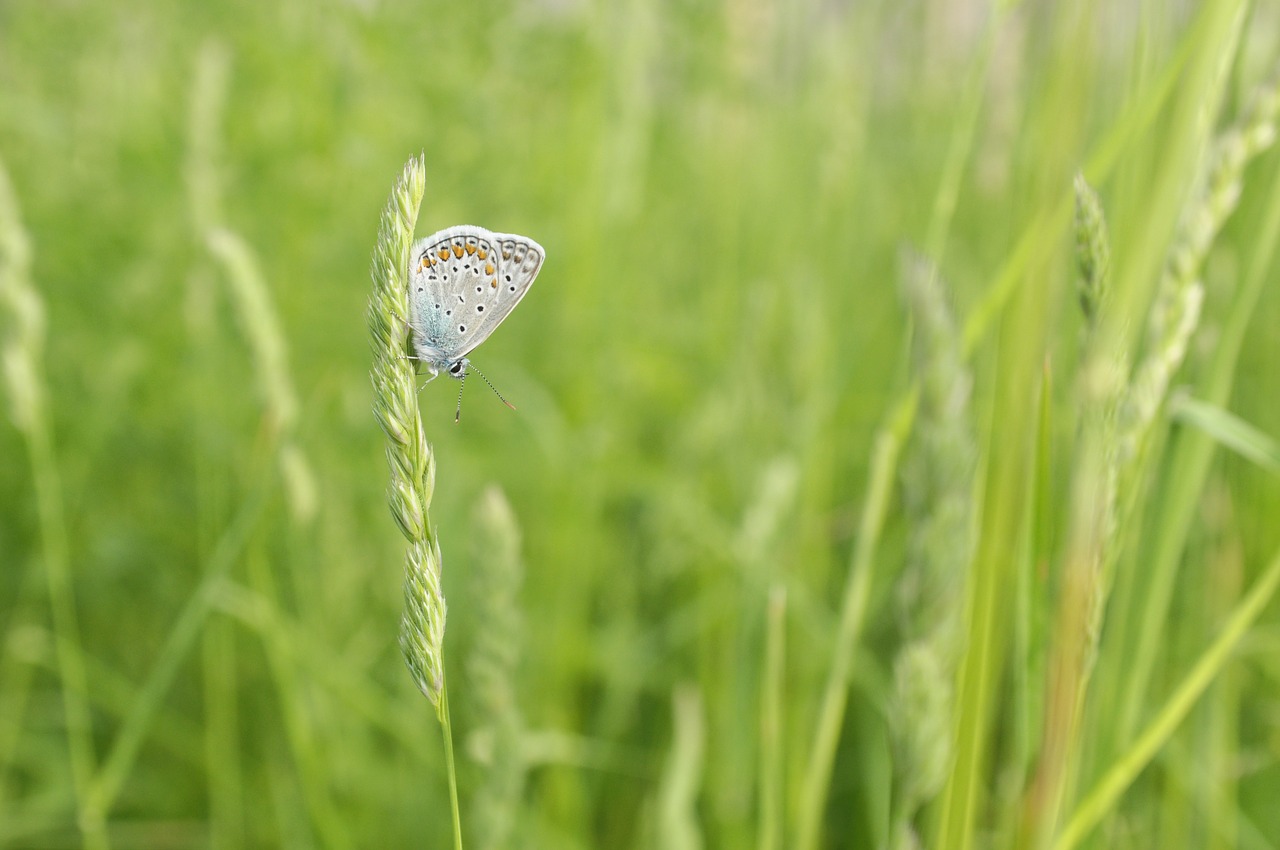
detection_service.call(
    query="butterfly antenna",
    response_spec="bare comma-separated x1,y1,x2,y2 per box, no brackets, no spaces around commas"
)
454,371,466,424
468,364,517,412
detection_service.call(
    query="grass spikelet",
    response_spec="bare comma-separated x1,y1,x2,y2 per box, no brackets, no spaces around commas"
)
1073,172,1110,325
0,165,41,435
367,155,443,705
203,228,300,435
1068,174,1123,667
890,251,976,849
467,485,527,850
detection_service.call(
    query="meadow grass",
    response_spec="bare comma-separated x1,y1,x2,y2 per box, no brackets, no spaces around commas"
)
3,1,1280,848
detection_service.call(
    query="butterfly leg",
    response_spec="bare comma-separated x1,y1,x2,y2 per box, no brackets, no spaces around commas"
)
417,365,440,393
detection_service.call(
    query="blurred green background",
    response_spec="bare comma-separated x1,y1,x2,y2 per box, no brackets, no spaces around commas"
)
4,0,1280,848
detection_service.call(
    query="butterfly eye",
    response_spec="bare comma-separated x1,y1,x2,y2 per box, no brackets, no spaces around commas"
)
449,362,464,375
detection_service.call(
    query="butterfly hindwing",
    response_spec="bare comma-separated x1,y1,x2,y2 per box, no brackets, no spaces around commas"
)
474,232,543,356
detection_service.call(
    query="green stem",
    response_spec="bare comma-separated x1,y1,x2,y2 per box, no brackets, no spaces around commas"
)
28,420,107,850
439,679,464,850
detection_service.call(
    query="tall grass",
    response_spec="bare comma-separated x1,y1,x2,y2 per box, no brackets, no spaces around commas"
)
2,2,1280,848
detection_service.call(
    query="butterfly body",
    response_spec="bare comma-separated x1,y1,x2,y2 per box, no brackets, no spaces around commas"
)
406,225,544,383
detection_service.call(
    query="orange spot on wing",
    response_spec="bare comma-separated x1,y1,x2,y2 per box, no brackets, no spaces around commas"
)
465,243,477,255
438,248,450,260
490,278,498,288
452,244,464,258
502,249,512,260
484,262,495,275
477,248,488,260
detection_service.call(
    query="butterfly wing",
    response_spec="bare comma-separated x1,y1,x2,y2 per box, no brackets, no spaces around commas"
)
464,230,543,357
407,225,544,366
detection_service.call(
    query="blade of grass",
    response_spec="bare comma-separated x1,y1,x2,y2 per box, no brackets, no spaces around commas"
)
1170,394,1280,473
795,388,915,850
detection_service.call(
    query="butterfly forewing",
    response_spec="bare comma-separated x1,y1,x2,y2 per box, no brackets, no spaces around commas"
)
407,225,544,366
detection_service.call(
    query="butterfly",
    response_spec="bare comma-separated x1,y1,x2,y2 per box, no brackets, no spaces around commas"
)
405,225,544,420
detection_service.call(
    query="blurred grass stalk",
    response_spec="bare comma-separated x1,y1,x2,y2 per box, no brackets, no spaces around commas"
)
655,685,706,850
467,486,528,850
187,40,316,527
889,253,976,850
367,154,463,849
0,158,107,848
185,41,341,846
757,586,785,850
1019,173,1120,848
1109,61,1280,741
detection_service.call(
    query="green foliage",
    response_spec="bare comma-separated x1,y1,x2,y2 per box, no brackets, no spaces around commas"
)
2,2,1280,848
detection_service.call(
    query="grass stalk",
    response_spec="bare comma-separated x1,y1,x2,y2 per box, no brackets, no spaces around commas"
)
757,585,785,850
889,253,976,849
0,158,106,850
467,486,527,850
367,154,462,849
1019,173,1121,848
186,41,326,840
440,683,463,850
654,685,705,850
188,39,316,526
201,613,243,850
